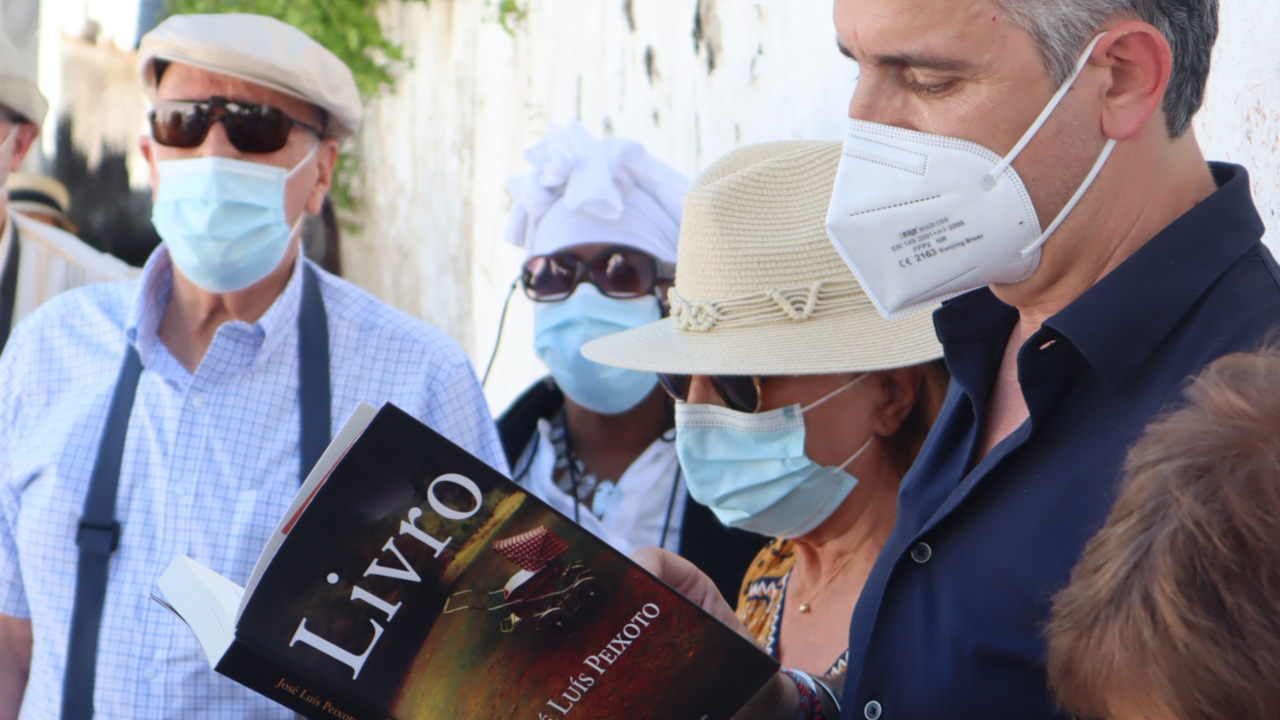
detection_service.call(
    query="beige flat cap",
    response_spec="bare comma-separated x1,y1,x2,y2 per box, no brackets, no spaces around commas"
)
582,141,943,376
138,13,361,141
0,32,48,126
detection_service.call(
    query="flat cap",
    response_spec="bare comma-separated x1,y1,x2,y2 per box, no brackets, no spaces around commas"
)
138,13,362,141
0,31,48,126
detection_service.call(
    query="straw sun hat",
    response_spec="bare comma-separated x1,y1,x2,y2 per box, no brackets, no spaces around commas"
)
8,173,76,232
581,140,942,376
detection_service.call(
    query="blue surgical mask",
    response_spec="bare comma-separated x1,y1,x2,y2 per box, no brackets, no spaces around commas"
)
533,284,662,414
676,375,872,538
151,145,316,292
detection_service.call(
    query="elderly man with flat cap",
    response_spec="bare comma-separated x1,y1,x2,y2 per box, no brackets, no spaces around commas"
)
0,14,506,720
0,33,136,355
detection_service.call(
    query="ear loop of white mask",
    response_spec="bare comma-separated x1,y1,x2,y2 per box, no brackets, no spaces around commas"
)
836,433,877,472
800,372,869,414
798,373,876,472
975,32,1119,258
283,140,322,241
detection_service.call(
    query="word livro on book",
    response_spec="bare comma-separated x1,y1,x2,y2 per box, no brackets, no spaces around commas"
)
290,473,486,679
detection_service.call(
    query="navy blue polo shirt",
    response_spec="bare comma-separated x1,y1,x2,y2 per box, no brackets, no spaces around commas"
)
839,163,1280,720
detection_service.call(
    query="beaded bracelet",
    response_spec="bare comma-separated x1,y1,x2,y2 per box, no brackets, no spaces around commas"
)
781,668,826,720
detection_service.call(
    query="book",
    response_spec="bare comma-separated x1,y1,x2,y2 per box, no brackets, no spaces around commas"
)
156,402,779,720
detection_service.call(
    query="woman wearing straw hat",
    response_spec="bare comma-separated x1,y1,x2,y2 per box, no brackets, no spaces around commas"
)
582,141,949,696
497,120,766,602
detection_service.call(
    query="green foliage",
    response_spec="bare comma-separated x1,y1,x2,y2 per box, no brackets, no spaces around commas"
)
165,0,416,100
487,0,527,36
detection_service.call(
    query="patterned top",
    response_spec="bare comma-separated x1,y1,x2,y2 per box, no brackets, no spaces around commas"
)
736,538,849,682
0,246,508,720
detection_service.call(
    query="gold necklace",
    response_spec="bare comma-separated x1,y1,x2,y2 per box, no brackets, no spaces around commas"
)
793,523,886,614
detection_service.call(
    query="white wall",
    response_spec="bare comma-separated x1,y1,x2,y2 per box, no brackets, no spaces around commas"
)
348,0,858,414
346,0,1280,416
1193,0,1280,237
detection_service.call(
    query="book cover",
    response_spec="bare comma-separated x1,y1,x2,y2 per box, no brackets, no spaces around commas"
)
159,402,778,720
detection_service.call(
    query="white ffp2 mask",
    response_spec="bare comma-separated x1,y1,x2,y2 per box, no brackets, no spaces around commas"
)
826,34,1116,320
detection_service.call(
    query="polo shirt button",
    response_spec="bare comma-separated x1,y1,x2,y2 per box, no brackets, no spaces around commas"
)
864,700,883,720
910,542,932,564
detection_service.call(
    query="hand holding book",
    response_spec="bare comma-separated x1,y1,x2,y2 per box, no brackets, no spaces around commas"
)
630,547,837,720
157,403,778,720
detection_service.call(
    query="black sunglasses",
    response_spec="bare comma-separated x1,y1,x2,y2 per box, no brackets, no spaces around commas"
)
657,374,765,414
522,246,675,302
149,96,323,154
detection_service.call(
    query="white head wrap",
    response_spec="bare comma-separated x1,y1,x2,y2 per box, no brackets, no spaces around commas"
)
504,120,688,263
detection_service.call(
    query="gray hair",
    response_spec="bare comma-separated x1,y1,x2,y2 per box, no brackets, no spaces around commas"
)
996,0,1218,137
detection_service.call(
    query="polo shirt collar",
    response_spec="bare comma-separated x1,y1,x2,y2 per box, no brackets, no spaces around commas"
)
1048,163,1264,390
934,163,1264,392
125,243,308,370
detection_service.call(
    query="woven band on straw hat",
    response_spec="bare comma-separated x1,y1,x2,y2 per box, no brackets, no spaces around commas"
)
8,173,71,216
581,140,942,376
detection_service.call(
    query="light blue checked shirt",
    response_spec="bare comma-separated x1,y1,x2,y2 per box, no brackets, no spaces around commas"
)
0,246,508,719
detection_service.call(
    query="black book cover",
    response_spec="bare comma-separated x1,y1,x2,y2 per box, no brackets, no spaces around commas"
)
164,402,778,720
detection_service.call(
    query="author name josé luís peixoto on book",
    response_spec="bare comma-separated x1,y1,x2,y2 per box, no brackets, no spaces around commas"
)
157,401,778,720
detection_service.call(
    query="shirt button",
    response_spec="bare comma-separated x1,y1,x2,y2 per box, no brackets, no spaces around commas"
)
142,665,159,681
910,542,933,564
865,700,883,720
189,393,204,409
172,485,187,498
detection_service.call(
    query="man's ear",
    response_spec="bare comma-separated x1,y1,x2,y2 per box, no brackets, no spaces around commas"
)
8,123,39,171
1096,21,1173,141
870,367,925,438
139,134,160,202
305,138,339,216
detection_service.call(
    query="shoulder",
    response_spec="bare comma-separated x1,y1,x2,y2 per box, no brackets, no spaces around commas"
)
0,279,135,404
11,278,134,347
13,213,139,281
1176,243,1280,359
312,264,472,372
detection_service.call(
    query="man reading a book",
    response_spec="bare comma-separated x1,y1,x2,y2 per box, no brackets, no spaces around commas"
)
0,13,506,720
636,0,1280,719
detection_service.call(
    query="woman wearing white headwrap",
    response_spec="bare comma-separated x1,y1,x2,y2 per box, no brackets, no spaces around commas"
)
497,121,765,603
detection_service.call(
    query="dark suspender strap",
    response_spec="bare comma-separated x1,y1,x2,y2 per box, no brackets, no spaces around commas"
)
61,262,332,718
62,347,142,720
297,264,332,482
0,221,22,350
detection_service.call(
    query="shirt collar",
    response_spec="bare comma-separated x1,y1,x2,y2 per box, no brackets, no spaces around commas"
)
126,244,309,368
934,163,1265,392
1047,163,1264,390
